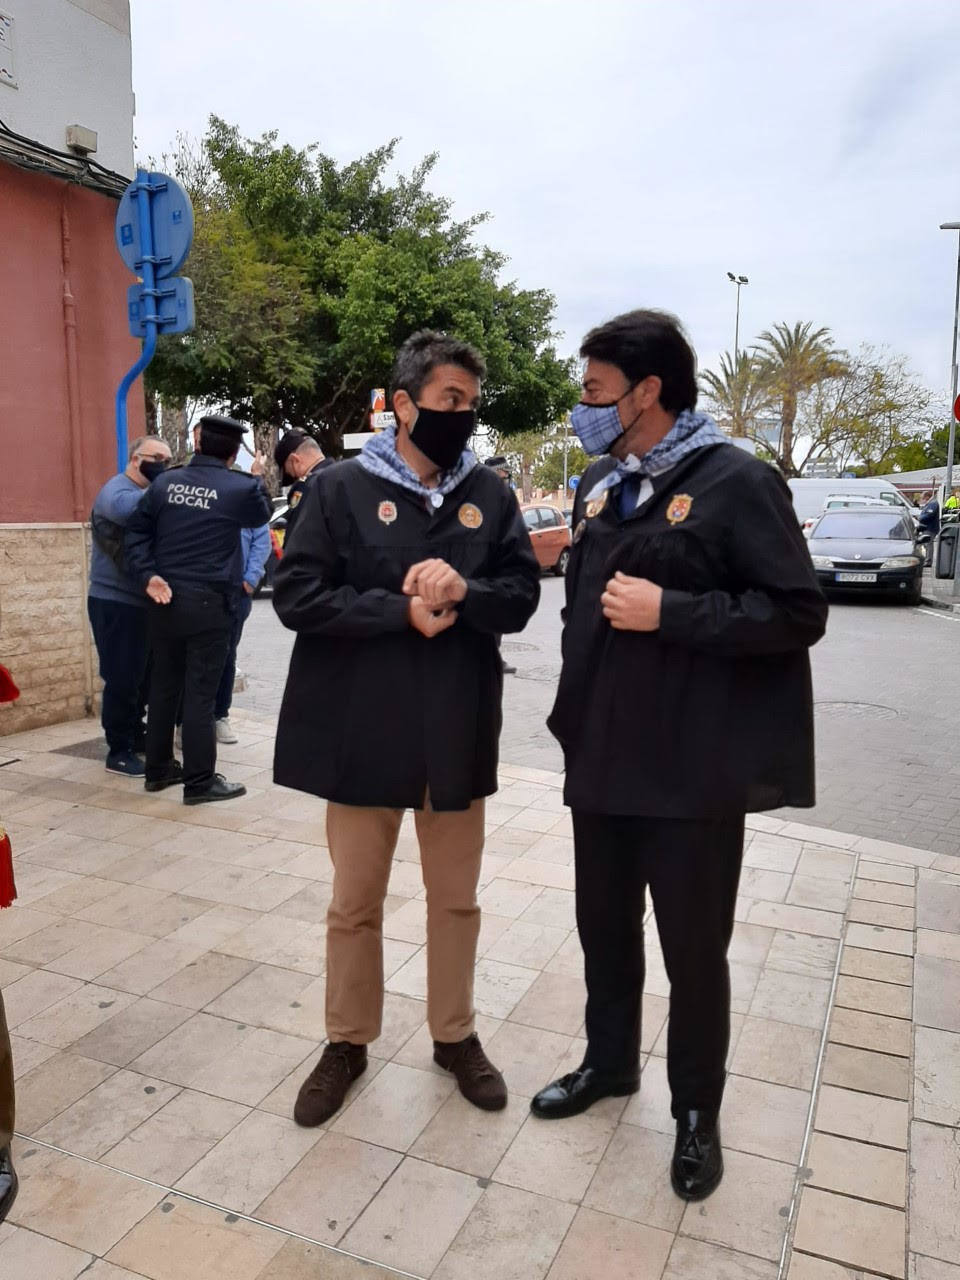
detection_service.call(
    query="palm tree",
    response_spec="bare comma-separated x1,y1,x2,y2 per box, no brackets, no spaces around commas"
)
752,322,846,475
700,352,773,439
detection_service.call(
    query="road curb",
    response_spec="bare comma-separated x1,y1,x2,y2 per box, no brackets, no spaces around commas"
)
920,594,956,611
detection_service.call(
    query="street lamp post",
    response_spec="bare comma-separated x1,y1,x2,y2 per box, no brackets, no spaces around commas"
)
939,223,960,594
727,271,749,365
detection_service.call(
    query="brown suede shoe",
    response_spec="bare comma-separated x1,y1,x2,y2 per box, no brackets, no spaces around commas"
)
293,1041,367,1127
434,1033,507,1111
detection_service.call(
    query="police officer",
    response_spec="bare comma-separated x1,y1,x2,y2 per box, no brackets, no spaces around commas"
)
530,310,827,1202
125,415,272,804
274,429,332,544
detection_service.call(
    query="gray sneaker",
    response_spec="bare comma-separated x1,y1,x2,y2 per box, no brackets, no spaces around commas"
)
216,718,238,744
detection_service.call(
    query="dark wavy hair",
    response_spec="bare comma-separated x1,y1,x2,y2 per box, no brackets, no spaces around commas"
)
580,310,698,414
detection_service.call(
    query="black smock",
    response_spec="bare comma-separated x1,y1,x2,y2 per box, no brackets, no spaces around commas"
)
284,457,335,544
273,459,540,811
549,443,827,818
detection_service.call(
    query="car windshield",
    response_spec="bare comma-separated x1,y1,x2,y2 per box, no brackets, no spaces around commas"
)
814,513,913,539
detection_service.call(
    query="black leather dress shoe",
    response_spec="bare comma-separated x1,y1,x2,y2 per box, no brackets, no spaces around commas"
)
531,1066,639,1119
671,1109,723,1201
0,1145,18,1224
144,761,184,793
183,774,247,805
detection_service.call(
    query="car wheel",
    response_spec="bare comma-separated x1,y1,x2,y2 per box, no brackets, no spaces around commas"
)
554,548,571,576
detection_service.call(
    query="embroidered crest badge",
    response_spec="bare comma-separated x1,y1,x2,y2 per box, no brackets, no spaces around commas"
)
378,500,398,525
289,489,302,508
666,493,693,525
573,519,587,544
585,491,609,519
458,503,484,529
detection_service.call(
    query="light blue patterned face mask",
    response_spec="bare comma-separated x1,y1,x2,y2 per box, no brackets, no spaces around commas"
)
570,399,626,456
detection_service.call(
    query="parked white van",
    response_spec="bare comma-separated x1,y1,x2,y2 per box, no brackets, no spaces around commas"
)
787,478,916,527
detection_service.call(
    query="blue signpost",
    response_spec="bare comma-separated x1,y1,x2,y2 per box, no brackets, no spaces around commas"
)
114,169,195,471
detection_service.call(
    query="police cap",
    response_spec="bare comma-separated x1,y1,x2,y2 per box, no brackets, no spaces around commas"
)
274,429,308,475
199,414,249,442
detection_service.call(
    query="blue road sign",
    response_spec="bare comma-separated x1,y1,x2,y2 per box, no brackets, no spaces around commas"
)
127,277,195,338
114,168,195,470
115,172,194,279
568,474,581,490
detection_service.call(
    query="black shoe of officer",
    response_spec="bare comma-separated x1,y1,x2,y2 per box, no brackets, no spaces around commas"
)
144,761,184,793
531,1065,639,1119
671,1109,723,1201
0,1145,17,1224
183,774,247,806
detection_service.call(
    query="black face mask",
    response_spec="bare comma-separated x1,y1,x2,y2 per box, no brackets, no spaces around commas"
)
139,459,168,484
409,406,476,471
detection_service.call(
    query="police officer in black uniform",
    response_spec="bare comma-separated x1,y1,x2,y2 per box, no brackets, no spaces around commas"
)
530,310,827,1203
125,415,272,804
274,429,333,544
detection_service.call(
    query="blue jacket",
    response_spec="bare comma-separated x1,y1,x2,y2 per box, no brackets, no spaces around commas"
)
88,472,149,607
242,524,271,591
125,455,272,590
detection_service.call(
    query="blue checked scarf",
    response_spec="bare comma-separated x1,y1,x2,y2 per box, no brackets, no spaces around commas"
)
584,409,728,502
358,426,478,509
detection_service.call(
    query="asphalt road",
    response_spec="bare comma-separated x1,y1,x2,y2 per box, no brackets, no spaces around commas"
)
235,577,960,856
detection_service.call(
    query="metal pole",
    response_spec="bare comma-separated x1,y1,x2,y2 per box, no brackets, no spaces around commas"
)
562,415,569,497
115,168,160,472
940,227,960,594
734,282,741,367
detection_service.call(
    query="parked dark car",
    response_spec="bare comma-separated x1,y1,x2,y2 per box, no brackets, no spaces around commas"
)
807,508,923,605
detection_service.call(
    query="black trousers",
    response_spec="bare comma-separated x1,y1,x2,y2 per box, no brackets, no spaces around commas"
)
87,597,149,753
145,586,232,792
214,591,252,720
572,811,744,1117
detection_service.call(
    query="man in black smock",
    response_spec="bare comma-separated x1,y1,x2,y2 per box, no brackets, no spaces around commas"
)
274,428,333,544
273,331,540,1126
125,415,272,804
530,310,827,1202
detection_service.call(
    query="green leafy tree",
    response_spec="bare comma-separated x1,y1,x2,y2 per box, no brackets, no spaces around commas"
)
752,322,846,475
699,352,773,439
533,440,590,492
147,120,578,488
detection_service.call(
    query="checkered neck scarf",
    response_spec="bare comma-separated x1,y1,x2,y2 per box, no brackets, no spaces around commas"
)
585,410,727,500
358,426,478,508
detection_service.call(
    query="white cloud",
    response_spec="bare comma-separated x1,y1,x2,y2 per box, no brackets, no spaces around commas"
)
131,0,960,405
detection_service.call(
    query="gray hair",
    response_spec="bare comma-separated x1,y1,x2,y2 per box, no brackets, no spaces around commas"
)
390,330,486,402
128,434,167,461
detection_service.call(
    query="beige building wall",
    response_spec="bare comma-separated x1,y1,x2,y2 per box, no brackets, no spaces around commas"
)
0,524,98,735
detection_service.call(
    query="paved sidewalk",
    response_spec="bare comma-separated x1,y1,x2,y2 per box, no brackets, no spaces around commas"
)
0,712,957,1280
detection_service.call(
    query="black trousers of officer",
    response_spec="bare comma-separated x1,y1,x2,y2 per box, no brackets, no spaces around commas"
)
145,586,232,793
572,811,744,1117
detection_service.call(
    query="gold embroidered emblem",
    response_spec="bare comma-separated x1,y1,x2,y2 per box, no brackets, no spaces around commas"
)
584,491,609,519
458,503,484,529
573,519,587,544
289,489,302,508
378,500,398,525
666,493,693,525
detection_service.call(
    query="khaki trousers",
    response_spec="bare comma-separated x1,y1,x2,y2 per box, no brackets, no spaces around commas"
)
325,797,485,1045
0,990,13,1149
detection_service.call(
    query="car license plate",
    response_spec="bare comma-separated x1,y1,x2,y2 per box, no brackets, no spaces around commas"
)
836,571,877,583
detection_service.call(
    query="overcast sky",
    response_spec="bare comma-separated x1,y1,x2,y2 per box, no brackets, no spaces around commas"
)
131,0,960,408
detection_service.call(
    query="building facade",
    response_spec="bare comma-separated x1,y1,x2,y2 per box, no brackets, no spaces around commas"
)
0,0,145,733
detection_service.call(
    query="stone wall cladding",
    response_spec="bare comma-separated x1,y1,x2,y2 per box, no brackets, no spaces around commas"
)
0,523,97,735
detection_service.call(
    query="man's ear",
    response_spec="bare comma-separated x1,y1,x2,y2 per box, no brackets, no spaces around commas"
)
638,375,663,412
392,389,414,432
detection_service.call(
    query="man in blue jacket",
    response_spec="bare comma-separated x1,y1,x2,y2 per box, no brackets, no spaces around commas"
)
88,435,172,776
213,522,271,744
